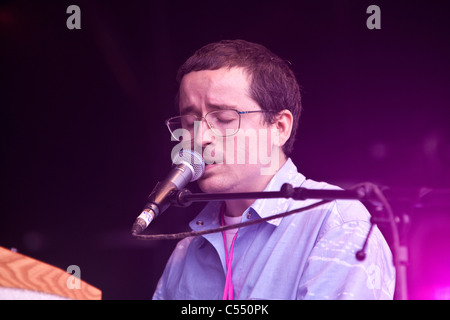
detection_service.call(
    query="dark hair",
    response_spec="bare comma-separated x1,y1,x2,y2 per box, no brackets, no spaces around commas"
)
176,39,302,156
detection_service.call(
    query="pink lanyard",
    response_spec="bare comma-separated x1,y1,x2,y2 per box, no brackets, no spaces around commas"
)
220,204,239,300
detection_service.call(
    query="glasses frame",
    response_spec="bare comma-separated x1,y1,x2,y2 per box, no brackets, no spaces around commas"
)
165,109,269,141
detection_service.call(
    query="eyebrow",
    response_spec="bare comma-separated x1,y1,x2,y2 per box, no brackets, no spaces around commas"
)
179,103,237,115
208,103,236,111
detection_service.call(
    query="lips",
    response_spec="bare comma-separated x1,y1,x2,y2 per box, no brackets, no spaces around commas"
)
201,163,221,178
201,149,225,176
204,163,219,171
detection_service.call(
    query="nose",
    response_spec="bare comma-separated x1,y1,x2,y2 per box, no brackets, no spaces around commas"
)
193,117,215,149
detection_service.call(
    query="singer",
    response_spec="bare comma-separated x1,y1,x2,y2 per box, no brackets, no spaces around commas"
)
152,40,395,300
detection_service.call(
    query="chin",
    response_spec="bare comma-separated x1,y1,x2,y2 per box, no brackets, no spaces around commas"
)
197,178,225,193
197,174,235,194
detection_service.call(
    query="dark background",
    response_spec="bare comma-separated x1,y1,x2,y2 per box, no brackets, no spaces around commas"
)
1,0,449,299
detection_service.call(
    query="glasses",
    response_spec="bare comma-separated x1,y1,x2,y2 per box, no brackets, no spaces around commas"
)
165,109,268,142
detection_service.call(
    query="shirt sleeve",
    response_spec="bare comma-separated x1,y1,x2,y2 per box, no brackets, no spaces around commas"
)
297,201,396,300
152,237,193,300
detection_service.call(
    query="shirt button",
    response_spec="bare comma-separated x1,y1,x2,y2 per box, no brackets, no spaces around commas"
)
196,220,204,226
247,212,252,219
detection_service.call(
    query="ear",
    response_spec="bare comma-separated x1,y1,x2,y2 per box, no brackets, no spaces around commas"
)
273,109,293,149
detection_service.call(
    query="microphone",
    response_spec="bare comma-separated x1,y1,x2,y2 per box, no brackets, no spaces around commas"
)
131,150,205,235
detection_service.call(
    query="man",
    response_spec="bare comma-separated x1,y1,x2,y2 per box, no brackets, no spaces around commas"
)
153,40,395,300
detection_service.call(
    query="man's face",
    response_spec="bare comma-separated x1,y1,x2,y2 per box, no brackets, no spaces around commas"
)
178,67,281,194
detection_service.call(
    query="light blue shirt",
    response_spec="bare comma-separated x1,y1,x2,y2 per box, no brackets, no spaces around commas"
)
153,159,396,300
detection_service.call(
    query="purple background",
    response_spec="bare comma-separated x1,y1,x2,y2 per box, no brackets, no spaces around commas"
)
1,0,449,299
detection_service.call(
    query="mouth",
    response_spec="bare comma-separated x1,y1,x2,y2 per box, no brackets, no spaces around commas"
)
202,163,220,177
205,163,219,171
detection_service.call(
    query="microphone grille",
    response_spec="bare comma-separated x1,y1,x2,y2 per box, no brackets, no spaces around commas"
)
172,149,205,182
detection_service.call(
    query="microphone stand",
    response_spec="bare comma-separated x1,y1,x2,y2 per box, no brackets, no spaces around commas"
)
168,182,408,300
171,182,370,205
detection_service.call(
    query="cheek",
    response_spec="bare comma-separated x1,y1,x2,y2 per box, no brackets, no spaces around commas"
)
221,133,255,165
221,128,277,165
195,127,279,168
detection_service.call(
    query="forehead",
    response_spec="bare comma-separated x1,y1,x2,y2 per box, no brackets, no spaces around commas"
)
179,67,252,108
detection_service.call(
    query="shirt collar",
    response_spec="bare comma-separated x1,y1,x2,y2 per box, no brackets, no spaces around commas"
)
190,158,305,230
249,158,306,226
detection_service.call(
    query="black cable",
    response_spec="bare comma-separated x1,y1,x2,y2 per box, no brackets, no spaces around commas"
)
131,182,385,241
132,199,332,240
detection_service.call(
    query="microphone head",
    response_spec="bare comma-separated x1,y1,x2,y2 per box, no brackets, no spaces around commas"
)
172,149,205,182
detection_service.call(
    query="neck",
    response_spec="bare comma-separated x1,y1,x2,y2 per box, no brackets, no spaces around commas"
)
224,198,256,218
224,156,288,217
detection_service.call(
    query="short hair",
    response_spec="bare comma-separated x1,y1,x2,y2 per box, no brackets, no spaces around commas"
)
176,39,302,156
